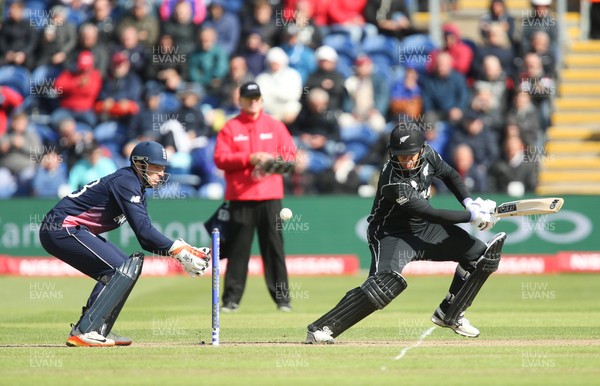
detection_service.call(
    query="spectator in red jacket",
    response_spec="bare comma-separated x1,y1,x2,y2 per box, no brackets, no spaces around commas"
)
429,23,474,76
325,0,368,43
213,81,296,313
326,0,367,25
283,0,330,27
51,51,102,131
0,86,24,136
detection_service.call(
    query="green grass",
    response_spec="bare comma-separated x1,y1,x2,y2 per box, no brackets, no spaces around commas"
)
1,274,599,386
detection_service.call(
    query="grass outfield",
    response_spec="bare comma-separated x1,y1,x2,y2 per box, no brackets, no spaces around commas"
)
0,273,598,386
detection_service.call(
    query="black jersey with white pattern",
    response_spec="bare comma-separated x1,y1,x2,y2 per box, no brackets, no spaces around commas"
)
367,144,472,236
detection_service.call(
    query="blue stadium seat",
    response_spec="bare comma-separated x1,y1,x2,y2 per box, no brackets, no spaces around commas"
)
396,34,437,73
361,35,399,66
323,33,359,62
336,55,354,78
0,66,31,97
369,53,394,80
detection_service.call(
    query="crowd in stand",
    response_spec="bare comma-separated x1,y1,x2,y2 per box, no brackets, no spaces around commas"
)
0,0,556,199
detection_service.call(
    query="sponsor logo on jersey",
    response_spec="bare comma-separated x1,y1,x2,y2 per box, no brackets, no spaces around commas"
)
396,196,409,205
113,214,127,225
234,134,249,142
422,163,429,177
130,195,141,203
259,132,273,140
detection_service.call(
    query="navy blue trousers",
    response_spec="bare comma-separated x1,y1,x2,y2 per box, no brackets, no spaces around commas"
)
39,225,129,309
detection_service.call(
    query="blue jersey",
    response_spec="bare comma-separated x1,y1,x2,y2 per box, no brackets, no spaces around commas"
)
43,167,173,255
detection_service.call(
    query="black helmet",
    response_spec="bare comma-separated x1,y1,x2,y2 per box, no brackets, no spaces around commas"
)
389,123,425,156
388,123,426,174
130,141,170,188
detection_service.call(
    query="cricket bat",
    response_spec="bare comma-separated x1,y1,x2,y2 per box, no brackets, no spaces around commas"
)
494,197,564,218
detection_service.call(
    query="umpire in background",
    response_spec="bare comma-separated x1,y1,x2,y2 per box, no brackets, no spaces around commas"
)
214,81,297,312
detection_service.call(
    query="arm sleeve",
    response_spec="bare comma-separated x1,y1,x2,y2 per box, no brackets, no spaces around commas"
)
188,55,202,84
382,183,471,224
61,24,77,54
453,45,473,75
213,124,251,172
109,177,174,254
432,149,471,205
24,27,39,57
215,49,230,79
54,72,73,97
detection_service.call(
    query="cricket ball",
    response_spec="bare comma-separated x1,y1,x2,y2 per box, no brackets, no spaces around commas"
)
279,208,293,222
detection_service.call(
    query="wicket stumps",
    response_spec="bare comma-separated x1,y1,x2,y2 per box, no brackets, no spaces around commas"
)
211,228,220,346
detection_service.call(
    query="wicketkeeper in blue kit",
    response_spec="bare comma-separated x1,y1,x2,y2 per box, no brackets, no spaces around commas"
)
39,141,211,347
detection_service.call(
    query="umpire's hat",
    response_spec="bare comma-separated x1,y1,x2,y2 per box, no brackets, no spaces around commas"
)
239,82,262,98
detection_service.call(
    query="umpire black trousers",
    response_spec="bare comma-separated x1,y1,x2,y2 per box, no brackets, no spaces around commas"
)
591,3,600,39
222,199,290,306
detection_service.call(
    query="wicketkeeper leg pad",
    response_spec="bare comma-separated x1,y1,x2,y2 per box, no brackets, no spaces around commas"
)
78,252,144,335
443,233,506,326
308,271,407,338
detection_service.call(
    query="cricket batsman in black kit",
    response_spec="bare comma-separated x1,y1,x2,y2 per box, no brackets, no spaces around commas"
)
39,141,211,347
306,125,506,344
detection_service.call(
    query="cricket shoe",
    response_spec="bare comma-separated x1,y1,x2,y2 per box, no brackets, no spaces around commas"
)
107,331,133,346
277,303,292,312
66,330,115,347
70,323,132,346
221,302,239,312
304,327,335,344
431,308,480,338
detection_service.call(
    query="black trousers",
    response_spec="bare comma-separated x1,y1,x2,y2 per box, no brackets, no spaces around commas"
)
591,4,600,39
222,199,290,306
368,223,486,276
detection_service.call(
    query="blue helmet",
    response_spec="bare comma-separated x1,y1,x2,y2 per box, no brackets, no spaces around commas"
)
130,141,170,188
130,141,169,166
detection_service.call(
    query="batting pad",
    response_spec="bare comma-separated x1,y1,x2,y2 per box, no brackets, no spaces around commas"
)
308,271,407,338
444,233,506,326
78,252,144,334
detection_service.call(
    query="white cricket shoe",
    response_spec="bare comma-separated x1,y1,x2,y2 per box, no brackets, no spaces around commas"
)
66,330,115,347
431,308,480,338
221,302,239,313
304,327,335,344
